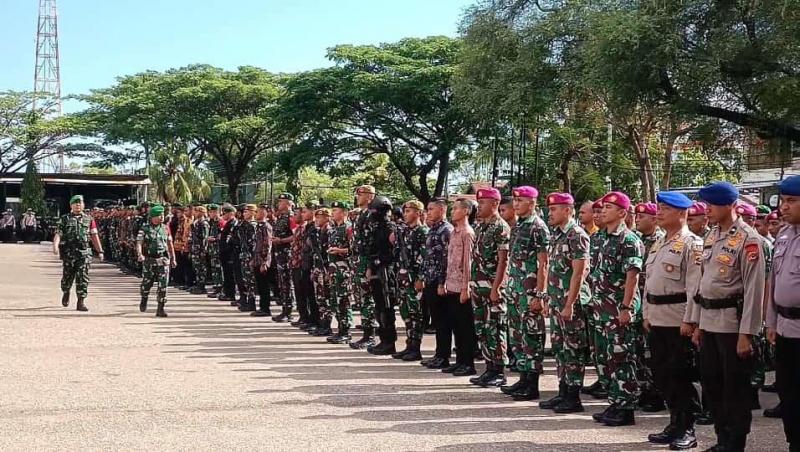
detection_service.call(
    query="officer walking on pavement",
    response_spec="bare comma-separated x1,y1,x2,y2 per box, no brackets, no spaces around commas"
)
136,205,176,317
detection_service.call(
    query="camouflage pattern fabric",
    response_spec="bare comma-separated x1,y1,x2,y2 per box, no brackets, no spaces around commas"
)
208,218,223,288
190,218,210,290
504,214,550,374
310,224,332,322
548,218,591,387
397,223,428,341
273,211,294,308
137,222,171,303
238,219,258,304
588,229,611,388
328,220,354,333
58,213,94,297
354,209,378,329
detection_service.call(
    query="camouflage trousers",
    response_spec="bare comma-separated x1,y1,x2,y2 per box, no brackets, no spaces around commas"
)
356,256,377,329
637,324,658,394
397,270,423,341
61,253,91,298
586,303,611,387
191,252,207,289
750,330,768,388
348,258,362,310
550,301,589,387
328,261,353,332
312,267,332,322
239,254,256,303
506,291,545,374
470,282,508,366
141,257,169,304
274,249,294,309
208,242,222,288
592,298,640,409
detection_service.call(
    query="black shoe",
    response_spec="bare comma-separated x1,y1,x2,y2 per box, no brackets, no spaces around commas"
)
189,287,206,294
539,381,566,410
602,407,635,427
368,342,396,355
695,410,713,425
61,292,70,307
238,304,256,312
426,357,449,369
313,327,333,337
230,300,239,307
330,334,352,344
501,373,528,395
470,368,493,386
420,356,436,367
763,402,782,418
401,348,422,361
156,302,167,317
207,292,220,298
762,382,778,393
76,298,88,312
442,363,461,373
452,365,476,376
272,313,290,322
669,429,698,450
139,296,148,312
392,345,410,360
553,385,584,413
306,326,319,335
582,379,602,395
593,404,615,423
640,397,666,412
349,335,376,350
482,372,507,388
299,323,314,331
291,320,308,327
251,310,271,317
649,417,680,444
218,295,235,301
589,385,609,399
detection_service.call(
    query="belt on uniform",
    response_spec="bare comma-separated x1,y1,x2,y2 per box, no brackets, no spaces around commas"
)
647,293,687,305
695,294,742,310
776,305,800,320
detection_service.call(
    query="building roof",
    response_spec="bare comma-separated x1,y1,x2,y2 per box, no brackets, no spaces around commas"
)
0,173,150,186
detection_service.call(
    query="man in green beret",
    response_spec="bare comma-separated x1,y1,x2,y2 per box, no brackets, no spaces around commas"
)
206,204,224,297
272,193,297,322
53,195,105,312
136,205,176,317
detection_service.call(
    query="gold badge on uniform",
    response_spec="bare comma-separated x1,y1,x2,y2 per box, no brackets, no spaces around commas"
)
727,237,740,247
672,241,684,252
665,264,675,272
719,267,728,275
716,254,733,265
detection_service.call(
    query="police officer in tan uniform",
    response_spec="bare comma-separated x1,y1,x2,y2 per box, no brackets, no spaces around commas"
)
643,191,702,450
685,182,765,452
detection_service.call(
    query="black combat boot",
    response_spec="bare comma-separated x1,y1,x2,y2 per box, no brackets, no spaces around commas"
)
238,298,256,312
668,413,697,451
582,379,602,395
76,297,88,312
602,407,635,427
313,320,333,337
392,339,411,360
648,411,680,444
272,307,292,323
540,381,567,409
349,329,376,349
763,402,782,418
401,340,422,361
329,330,352,344
61,292,70,307
251,308,272,317
512,372,540,400
553,385,585,413
156,301,167,317
501,372,528,395
470,363,495,386
639,386,666,412
481,366,507,388
368,341,396,355
139,295,148,313
593,404,616,422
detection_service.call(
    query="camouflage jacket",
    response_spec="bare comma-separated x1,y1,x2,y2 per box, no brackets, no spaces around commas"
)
308,223,331,270
506,214,550,296
547,219,591,306
137,222,171,258
353,209,377,259
237,219,257,261
397,223,429,286
328,220,351,263
590,222,645,307
190,218,210,255
273,211,293,254
471,214,511,289
57,212,95,255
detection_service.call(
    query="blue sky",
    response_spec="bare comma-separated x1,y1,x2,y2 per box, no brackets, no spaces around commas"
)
1,0,472,112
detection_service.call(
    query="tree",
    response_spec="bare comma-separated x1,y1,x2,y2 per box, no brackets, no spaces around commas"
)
148,143,212,204
20,160,46,214
0,91,90,173
279,36,479,204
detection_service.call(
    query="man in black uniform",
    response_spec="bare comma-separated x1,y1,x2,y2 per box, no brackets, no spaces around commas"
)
218,204,239,302
365,196,398,355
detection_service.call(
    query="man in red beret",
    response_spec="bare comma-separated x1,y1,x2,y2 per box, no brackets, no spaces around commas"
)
590,191,646,426
584,200,611,400
469,187,512,388
687,202,711,238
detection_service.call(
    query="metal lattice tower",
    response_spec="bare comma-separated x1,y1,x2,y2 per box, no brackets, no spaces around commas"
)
34,0,63,171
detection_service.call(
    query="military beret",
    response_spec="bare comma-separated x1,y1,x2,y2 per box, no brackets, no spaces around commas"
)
69,195,84,204
635,202,658,216
512,186,539,199
656,191,693,210
244,204,257,212
207,203,219,211
601,191,631,210
221,204,235,213
149,205,165,218
476,187,501,201
330,201,350,210
687,202,707,217
546,192,574,206
304,201,319,210
194,206,207,214
277,193,295,202
735,203,757,217
766,211,780,221
355,185,376,195
403,200,424,211
315,207,331,217
592,199,603,210
698,181,739,206
756,205,771,217
778,175,800,196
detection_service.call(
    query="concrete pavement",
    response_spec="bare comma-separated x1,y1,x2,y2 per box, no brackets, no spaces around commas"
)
0,244,787,451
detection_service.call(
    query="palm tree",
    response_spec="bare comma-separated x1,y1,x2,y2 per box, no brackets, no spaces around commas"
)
148,142,212,204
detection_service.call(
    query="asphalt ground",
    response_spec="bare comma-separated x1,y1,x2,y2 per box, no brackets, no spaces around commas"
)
0,244,787,451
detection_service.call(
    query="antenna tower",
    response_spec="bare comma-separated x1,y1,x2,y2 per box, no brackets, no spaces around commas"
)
34,0,63,171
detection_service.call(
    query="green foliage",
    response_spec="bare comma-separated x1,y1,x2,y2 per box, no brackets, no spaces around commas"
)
20,161,46,214
148,143,212,204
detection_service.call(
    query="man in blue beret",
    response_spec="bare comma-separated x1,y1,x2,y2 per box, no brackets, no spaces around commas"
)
641,191,702,449
684,182,765,451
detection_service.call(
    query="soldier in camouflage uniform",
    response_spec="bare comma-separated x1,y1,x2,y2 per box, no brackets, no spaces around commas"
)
635,202,667,412
584,198,611,399
499,186,550,400
539,192,591,413
309,208,334,337
590,191,645,427
468,187,511,388
271,193,295,322
350,185,380,349
391,200,429,361
53,195,105,312
189,206,210,294
237,205,258,312
206,204,224,297
348,208,363,312
326,201,354,344
136,205,176,317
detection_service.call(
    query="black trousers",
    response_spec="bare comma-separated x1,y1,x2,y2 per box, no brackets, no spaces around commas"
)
424,285,448,358
255,267,271,312
221,252,236,298
446,291,476,367
650,326,700,423
292,268,308,321
372,267,397,344
776,334,800,447
175,252,193,287
699,331,755,443
294,268,316,324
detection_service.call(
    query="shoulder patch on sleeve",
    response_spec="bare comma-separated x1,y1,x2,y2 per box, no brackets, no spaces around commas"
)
745,242,760,262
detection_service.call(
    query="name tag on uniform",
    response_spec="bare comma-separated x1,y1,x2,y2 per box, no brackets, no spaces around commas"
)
562,244,569,253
